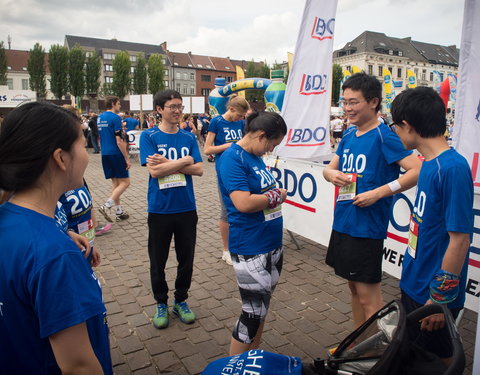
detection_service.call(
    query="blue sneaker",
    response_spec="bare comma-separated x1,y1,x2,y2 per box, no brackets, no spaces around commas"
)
172,300,195,324
152,303,169,329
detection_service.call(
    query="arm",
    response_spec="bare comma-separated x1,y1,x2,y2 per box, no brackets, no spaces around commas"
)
322,154,354,187
115,135,131,170
146,154,194,178
67,231,91,260
352,153,421,207
229,189,287,213
179,162,204,177
204,132,231,155
49,322,104,375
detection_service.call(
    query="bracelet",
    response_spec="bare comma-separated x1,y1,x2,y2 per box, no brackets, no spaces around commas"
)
429,270,460,304
264,188,283,209
387,180,401,193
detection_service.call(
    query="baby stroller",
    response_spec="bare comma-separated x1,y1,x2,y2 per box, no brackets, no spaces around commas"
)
307,300,465,375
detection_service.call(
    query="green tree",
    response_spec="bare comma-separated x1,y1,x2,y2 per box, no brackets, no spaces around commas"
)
48,44,69,99
245,60,270,102
85,51,101,95
0,41,7,85
112,51,131,98
148,53,165,95
331,63,343,106
68,44,85,97
27,43,47,99
132,54,147,94
100,82,114,97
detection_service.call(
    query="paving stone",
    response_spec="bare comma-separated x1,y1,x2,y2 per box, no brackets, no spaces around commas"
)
170,339,198,358
144,338,170,356
181,353,209,375
126,350,152,371
153,351,182,372
117,335,144,354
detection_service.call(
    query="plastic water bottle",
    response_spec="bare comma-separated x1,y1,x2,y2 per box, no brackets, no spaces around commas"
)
264,70,286,113
208,78,229,117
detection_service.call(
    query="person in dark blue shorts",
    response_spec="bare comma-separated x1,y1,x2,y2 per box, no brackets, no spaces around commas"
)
392,87,474,364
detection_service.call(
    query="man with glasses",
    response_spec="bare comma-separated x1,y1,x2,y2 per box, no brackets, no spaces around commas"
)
392,87,473,364
323,73,421,328
97,96,131,222
139,90,203,329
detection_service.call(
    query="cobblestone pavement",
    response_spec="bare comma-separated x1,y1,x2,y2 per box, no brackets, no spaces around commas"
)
85,149,476,375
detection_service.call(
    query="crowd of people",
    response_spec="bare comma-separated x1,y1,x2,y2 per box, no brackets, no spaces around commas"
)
0,72,474,373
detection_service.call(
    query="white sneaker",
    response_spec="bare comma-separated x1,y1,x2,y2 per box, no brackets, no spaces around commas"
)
222,251,232,265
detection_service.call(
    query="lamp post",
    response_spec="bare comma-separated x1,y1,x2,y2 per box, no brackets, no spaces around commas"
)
172,54,175,91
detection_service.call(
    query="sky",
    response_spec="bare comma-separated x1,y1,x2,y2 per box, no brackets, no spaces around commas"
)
0,0,465,64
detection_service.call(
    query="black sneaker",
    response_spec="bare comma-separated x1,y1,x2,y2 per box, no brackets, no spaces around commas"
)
116,211,129,221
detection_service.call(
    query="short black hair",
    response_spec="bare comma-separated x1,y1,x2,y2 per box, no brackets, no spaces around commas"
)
153,89,182,110
106,96,120,109
391,87,446,138
245,111,287,140
342,73,382,112
0,102,81,192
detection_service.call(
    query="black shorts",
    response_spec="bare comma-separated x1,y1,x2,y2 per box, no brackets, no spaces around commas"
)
401,291,461,359
326,230,383,283
101,154,129,179
333,131,343,139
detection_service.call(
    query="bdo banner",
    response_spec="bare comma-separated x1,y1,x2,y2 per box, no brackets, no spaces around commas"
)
274,0,338,160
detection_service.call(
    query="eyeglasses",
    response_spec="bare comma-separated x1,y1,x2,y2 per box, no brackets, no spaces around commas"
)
341,100,365,108
164,105,184,111
389,121,402,133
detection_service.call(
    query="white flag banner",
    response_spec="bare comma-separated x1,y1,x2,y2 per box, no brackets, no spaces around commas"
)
274,0,338,160
453,0,480,195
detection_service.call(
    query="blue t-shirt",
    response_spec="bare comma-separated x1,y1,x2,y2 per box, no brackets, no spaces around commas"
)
202,350,303,375
124,117,139,132
208,115,245,161
98,111,123,155
0,202,112,374
139,127,202,214
54,201,68,233
218,143,283,255
333,124,412,239
400,149,473,309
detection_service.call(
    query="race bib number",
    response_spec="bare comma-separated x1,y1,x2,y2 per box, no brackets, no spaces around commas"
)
337,173,357,201
77,219,95,246
407,217,419,259
158,173,187,189
263,206,282,222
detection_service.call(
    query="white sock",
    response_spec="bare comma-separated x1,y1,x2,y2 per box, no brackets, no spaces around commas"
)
115,205,123,214
105,199,114,208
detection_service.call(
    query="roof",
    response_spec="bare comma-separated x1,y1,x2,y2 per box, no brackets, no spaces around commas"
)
334,30,459,67
188,53,214,70
167,51,194,68
209,56,235,72
64,35,166,59
5,49,50,73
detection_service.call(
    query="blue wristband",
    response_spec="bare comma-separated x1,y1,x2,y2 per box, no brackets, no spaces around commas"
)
429,270,460,304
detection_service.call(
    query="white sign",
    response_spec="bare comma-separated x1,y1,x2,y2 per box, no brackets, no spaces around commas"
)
183,96,206,114
127,130,142,154
0,87,36,108
265,155,480,312
129,94,153,111
274,0,337,160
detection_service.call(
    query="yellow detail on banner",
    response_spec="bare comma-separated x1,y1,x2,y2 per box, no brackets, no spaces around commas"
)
342,69,351,80
351,66,362,74
235,65,246,98
287,52,294,72
407,69,417,88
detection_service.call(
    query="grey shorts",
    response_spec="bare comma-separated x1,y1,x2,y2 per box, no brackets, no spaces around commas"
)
218,185,228,222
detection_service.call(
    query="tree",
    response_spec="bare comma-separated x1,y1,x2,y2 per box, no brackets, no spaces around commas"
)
0,41,7,85
132,54,147,94
48,44,69,99
27,43,47,99
85,51,101,95
69,44,85,98
148,53,165,95
111,51,131,98
245,60,270,102
331,63,343,106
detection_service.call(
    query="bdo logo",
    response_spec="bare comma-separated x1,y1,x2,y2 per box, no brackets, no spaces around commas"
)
311,17,335,40
285,126,327,147
299,73,328,95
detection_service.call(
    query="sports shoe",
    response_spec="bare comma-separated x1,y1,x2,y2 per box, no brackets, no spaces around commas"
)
173,300,195,324
95,223,112,236
222,251,232,265
116,210,129,221
152,303,169,329
98,205,113,223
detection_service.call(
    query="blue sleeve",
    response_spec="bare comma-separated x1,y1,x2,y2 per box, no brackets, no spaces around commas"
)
112,115,122,133
33,252,105,338
139,131,156,166
190,136,202,164
219,152,250,194
208,116,220,134
442,165,474,234
381,129,412,165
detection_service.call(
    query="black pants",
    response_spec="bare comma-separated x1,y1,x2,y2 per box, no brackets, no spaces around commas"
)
148,210,197,305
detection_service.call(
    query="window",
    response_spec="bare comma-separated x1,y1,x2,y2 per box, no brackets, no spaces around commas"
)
176,83,181,91
105,64,113,72
164,70,169,76
21,79,29,90
388,50,393,55
422,69,426,81
206,65,212,69
226,76,233,82
190,73,195,80
86,52,92,57
398,51,403,57
202,88,211,96
388,67,393,74
225,66,230,70
164,80,169,87
346,66,351,73
439,72,444,81
378,65,383,76
162,59,166,65
7,66,11,70
397,68,402,78
188,64,193,67
197,64,203,68
201,74,211,82
182,84,188,95
176,72,181,79
130,66,135,73
130,55,137,62
190,85,195,95
183,73,188,80
105,76,113,83
368,65,373,75
103,53,114,60
7,78,13,89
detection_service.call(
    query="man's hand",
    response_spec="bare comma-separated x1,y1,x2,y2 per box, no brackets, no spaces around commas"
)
180,155,194,166
67,231,91,259
125,159,131,170
420,300,445,332
146,154,168,165
279,188,287,202
353,189,381,207
326,170,353,187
